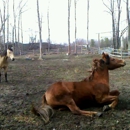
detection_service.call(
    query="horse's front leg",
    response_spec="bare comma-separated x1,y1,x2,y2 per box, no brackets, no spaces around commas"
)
101,95,119,111
102,90,120,111
0,69,1,83
4,67,8,82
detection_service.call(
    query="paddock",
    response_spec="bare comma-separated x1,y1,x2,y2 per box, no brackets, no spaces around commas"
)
0,54,130,130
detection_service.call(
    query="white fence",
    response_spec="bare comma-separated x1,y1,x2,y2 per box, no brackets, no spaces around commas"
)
99,47,130,58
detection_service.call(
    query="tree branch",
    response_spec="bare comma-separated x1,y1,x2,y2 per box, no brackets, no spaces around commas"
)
102,0,112,12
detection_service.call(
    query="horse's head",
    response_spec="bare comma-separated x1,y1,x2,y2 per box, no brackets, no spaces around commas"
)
7,47,15,61
101,52,126,70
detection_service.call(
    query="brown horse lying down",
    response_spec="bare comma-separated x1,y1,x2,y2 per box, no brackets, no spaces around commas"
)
32,53,126,123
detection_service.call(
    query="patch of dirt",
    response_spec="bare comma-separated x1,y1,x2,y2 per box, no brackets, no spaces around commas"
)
0,54,130,130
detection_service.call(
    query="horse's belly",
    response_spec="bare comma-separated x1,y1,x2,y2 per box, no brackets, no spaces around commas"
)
75,95,97,108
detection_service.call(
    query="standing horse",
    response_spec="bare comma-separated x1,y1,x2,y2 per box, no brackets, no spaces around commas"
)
0,47,15,82
32,53,126,123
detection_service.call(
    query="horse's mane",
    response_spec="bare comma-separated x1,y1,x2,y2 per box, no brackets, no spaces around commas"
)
83,58,105,81
0,50,7,57
8,47,13,52
0,46,13,57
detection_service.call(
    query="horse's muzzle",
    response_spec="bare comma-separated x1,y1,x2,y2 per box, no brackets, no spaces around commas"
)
12,58,15,61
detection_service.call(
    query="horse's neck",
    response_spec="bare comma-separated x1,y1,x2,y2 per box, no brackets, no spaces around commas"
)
93,68,109,83
0,56,8,65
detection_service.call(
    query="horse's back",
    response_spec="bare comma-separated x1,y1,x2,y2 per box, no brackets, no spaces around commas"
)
46,81,74,97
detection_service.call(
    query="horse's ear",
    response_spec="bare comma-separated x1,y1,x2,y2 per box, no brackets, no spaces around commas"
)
8,45,13,51
101,52,110,65
102,52,105,57
102,52,106,60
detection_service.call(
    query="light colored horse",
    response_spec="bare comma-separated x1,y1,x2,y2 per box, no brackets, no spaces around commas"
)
0,47,15,82
32,53,126,124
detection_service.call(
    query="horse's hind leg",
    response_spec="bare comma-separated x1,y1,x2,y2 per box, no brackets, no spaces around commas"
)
66,99,103,117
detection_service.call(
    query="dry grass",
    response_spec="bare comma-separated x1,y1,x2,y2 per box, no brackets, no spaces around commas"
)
0,54,130,130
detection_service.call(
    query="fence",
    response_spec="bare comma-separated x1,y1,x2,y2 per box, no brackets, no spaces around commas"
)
99,47,130,59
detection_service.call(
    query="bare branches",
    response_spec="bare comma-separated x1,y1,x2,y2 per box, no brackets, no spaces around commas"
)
102,0,122,49
18,0,28,15
102,0,112,12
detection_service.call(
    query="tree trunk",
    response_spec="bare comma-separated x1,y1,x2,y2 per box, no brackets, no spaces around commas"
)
13,0,17,53
126,0,130,50
74,0,77,54
7,0,9,48
17,14,21,55
68,0,71,55
3,1,6,49
37,0,42,59
47,0,50,53
21,14,23,54
116,0,121,49
87,0,89,50
112,12,116,49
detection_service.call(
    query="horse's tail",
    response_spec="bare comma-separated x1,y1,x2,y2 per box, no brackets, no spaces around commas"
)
32,94,54,124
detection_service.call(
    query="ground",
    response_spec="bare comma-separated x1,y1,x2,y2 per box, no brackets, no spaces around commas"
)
0,54,130,130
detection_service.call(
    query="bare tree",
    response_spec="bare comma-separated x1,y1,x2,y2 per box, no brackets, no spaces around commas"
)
68,0,71,55
102,0,122,49
74,0,77,54
3,0,6,49
0,0,9,49
87,0,89,49
87,0,90,51
6,0,9,47
17,0,27,55
37,0,42,59
126,0,130,50
0,8,7,35
21,14,23,44
102,0,116,49
17,0,27,43
47,0,50,53
13,0,17,46
116,0,121,49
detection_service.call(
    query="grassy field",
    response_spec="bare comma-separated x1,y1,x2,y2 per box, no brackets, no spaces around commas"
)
0,54,130,130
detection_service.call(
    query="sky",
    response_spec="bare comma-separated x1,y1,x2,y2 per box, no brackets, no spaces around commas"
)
22,0,113,43
0,0,128,43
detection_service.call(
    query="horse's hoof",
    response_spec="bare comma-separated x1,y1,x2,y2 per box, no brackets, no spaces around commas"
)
103,105,111,112
96,112,103,117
